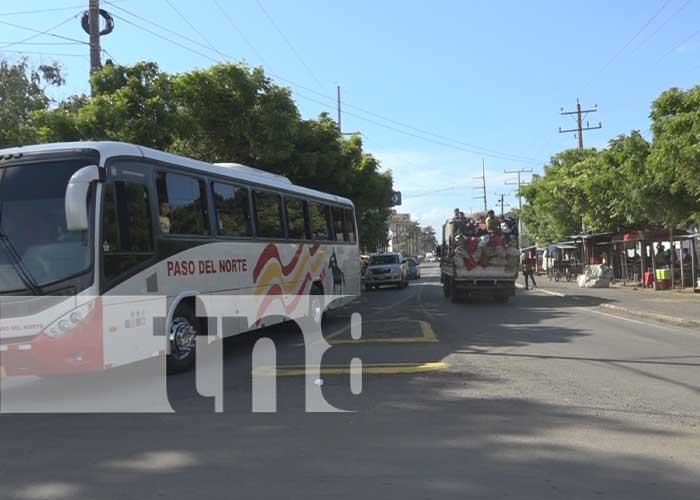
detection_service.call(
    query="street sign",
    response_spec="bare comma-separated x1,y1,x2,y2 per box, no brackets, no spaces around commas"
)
391,191,402,206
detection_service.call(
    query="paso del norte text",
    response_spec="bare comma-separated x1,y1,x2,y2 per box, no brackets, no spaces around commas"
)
167,258,248,277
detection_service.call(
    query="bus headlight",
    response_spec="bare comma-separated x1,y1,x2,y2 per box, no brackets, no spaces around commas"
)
44,302,95,338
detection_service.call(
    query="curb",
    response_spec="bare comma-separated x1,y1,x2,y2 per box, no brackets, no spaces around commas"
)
523,284,700,330
597,303,700,330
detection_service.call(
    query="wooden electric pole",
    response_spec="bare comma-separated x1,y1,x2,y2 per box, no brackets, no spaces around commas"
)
337,85,342,133
88,0,102,73
473,159,488,212
559,98,602,149
494,192,509,217
336,85,360,136
505,168,533,249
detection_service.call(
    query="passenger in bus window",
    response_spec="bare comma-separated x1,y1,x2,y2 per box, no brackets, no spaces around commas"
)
159,202,171,234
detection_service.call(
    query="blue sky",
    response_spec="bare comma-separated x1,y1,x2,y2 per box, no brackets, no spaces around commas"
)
2,0,699,230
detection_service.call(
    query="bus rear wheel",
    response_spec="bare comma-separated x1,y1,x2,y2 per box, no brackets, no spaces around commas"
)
167,303,198,374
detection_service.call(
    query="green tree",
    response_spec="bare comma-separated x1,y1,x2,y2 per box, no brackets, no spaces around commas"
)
31,61,394,248
585,131,652,232
648,86,700,226
0,59,64,148
520,148,597,244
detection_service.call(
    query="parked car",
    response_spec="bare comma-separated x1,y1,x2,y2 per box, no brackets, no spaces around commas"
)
364,253,409,290
407,257,421,280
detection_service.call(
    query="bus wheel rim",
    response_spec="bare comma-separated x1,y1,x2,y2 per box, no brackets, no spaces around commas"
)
170,317,196,360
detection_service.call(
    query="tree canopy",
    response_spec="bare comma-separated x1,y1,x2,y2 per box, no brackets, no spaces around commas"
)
0,58,64,147
1,59,393,251
521,86,700,245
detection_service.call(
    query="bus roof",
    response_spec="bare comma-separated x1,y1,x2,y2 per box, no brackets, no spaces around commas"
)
0,141,354,206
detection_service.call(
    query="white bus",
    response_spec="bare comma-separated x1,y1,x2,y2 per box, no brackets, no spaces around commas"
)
0,142,360,375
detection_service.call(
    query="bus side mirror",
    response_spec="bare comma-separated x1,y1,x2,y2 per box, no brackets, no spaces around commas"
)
65,165,102,231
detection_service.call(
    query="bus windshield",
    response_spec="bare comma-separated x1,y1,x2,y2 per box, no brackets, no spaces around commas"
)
0,160,93,293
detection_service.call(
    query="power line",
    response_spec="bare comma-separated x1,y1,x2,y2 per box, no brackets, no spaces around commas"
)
0,41,83,46
0,15,83,50
0,49,87,58
629,0,692,54
583,0,672,88
658,24,700,62
103,1,227,60
289,77,545,163
102,2,546,165
294,90,535,161
254,0,325,92
101,47,119,65
402,184,472,199
0,5,84,16
109,12,220,63
294,90,546,163
213,0,268,66
164,0,218,53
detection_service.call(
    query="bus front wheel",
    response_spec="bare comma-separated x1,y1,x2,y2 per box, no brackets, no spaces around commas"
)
167,303,198,374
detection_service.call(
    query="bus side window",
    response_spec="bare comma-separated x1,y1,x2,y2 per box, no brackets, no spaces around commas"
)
212,182,252,237
309,202,332,241
156,172,209,236
253,190,283,239
285,197,309,240
344,208,356,244
332,207,347,242
102,182,154,282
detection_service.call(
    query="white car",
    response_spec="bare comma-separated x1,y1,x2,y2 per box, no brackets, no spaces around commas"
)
364,253,409,290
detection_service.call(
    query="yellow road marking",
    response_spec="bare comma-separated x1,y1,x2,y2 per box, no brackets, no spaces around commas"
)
329,320,438,345
253,361,448,377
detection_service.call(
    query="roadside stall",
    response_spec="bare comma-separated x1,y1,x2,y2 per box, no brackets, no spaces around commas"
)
616,228,695,290
544,242,581,282
573,233,614,266
694,234,700,293
675,233,699,292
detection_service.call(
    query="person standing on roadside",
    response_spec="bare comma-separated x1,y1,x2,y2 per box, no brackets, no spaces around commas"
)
522,253,537,290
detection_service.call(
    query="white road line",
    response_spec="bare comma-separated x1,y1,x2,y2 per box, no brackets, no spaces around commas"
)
574,305,684,332
530,287,566,297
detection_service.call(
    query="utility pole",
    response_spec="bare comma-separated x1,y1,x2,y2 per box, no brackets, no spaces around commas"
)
494,193,509,217
559,98,602,150
472,159,488,212
88,0,101,74
337,85,342,133
505,168,533,249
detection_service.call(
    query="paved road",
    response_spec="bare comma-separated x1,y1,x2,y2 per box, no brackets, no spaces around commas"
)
1,263,699,499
